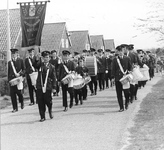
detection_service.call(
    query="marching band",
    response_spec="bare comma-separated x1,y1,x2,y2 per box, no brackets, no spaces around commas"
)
7,45,156,122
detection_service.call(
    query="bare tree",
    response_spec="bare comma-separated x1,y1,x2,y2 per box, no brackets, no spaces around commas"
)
134,0,164,43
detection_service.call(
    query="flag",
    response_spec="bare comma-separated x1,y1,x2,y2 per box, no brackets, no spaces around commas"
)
20,2,47,47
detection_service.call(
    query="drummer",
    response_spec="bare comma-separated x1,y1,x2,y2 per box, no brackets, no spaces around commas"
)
8,48,25,113
25,48,38,105
111,45,132,112
58,50,75,111
88,48,98,96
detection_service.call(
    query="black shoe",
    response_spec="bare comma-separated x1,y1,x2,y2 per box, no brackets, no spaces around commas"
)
12,109,18,113
69,104,73,108
125,104,128,110
63,107,68,112
49,112,53,119
75,103,78,106
40,118,45,122
21,102,24,109
90,93,94,96
80,100,83,105
29,103,34,106
119,109,124,112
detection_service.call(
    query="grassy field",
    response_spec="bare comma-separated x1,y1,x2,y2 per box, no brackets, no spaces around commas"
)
126,78,164,150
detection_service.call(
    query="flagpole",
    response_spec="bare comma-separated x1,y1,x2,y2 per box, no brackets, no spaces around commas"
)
7,0,11,63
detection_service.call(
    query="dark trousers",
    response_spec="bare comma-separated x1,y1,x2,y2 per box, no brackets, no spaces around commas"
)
36,89,52,119
10,85,24,110
61,83,74,107
115,81,130,110
98,72,105,90
105,70,112,88
74,89,82,104
82,85,87,99
130,84,135,101
27,78,36,104
89,75,97,94
134,84,138,97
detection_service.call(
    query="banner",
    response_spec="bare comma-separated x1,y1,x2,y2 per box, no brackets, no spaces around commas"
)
20,2,47,47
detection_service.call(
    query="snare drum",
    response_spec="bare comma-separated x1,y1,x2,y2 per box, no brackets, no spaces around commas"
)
9,76,23,86
61,74,73,85
29,72,38,86
119,74,133,85
73,78,85,89
84,76,91,84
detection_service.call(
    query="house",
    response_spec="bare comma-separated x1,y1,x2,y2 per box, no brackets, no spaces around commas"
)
0,8,21,72
90,35,105,51
41,22,71,55
69,30,91,53
104,39,115,51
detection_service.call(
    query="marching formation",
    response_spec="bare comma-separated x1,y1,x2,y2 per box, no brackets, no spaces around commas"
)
8,44,157,122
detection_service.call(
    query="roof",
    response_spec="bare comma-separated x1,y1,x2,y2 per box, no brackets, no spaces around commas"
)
69,30,90,53
41,22,70,51
0,9,21,51
90,35,104,50
104,39,115,50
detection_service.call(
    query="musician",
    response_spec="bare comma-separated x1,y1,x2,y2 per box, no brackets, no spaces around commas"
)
8,48,25,113
105,49,113,88
49,50,60,96
121,44,137,103
25,48,38,105
128,45,144,100
82,49,87,57
88,48,98,96
97,49,107,91
111,45,132,112
35,51,57,122
58,50,75,111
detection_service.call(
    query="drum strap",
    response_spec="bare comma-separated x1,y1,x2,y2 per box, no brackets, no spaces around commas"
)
28,58,35,72
11,61,18,76
41,67,49,93
117,58,127,75
63,64,69,73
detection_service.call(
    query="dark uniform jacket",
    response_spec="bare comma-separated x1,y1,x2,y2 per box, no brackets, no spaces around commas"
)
8,58,25,82
75,66,89,77
58,60,75,82
125,52,137,65
49,57,60,80
25,56,38,79
36,63,56,91
97,56,107,73
106,56,113,70
111,56,132,81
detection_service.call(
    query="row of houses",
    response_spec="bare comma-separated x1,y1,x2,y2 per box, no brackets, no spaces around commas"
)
0,8,115,61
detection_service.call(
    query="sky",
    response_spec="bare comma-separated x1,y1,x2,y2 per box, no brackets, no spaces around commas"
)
1,0,163,49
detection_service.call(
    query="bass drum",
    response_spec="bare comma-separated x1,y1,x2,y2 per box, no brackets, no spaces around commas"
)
85,56,97,76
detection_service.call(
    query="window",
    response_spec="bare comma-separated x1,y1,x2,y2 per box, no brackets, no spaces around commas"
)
66,39,69,48
0,53,5,60
85,44,90,50
61,39,65,48
101,46,105,51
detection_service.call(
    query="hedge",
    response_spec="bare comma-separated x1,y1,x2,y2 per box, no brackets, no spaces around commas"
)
0,77,10,96
0,77,28,96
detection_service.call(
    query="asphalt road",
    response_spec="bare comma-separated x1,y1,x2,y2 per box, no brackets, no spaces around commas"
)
1,75,162,150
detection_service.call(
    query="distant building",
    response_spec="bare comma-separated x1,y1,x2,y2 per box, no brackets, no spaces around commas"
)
41,22,71,55
90,35,105,51
0,8,21,60
104,39,115,51
69,30,91,53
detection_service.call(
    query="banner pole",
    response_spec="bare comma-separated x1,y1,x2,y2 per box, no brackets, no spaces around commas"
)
7,0,11,63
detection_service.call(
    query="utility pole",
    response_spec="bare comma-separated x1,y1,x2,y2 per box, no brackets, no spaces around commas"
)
7,0,11,63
